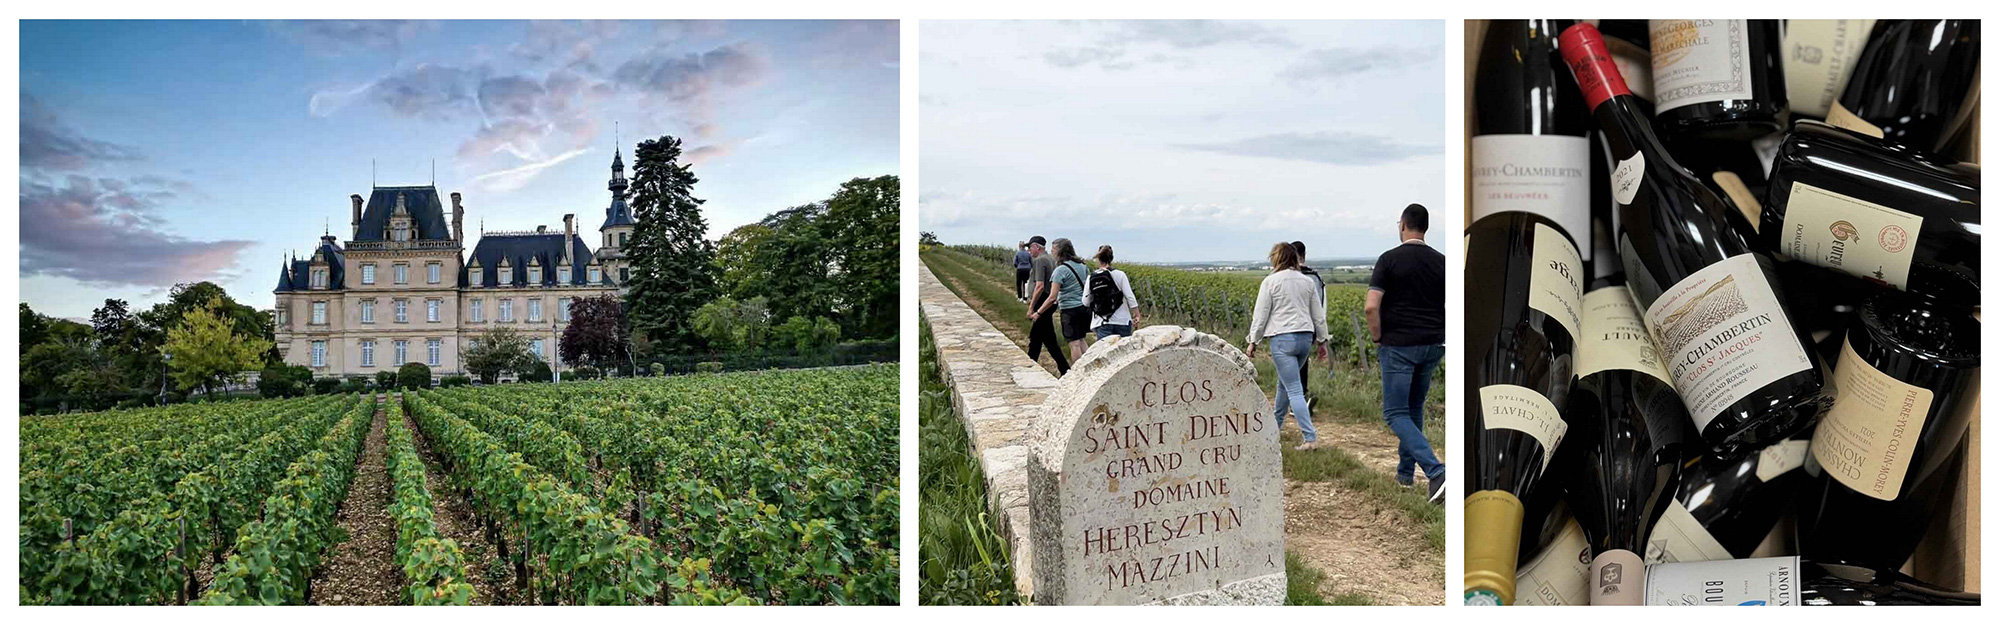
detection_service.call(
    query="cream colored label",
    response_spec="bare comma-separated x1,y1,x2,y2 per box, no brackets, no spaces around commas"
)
1578,287,1674,383
1605,36,1656,102
1778,181,1923,290
1810,339,1935,500
1612,152,1644,206
1827,100,1886,138
1644,254,1812,430
1651,20,1755,113
1645,499,1736,564
1530,222,1585,342
1515,517,1591,606
1754,439,1810,483
1591,549,1647,605
1783,20,1875,118
1480,384,1569,471
1471,135,1595,260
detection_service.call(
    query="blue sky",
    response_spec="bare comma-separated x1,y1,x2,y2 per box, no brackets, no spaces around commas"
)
920,20,1445,263
20,20,899,319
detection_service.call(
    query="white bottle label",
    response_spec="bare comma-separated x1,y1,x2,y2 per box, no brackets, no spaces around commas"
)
1645,499,1737,564
1577,287,1674,383
1754,438,1810,483
1651,20,1756,114
1604,35,1657,102
1516,517,1591,606
1644,556,1800,606
1782,20,1875,118
1642,254,1811,430
1471,134,1594,260
1809,339,1935,501
1479,384,1569,471
1611,152,1644,206
1530,222,1585,342
1777,181,1923,290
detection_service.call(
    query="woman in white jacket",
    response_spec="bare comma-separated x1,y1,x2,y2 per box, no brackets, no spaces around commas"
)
1245,242,1328,449
1080,245,1141,340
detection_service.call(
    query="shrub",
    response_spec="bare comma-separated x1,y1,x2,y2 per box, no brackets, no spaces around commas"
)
521,360,553,383
438,375,472,388
398,363,433,390
572,366,601,380
338,377,370,394
649,363,665,377
258,364,314,398
311,377,342,395
695,361,724,374
376,371,400,390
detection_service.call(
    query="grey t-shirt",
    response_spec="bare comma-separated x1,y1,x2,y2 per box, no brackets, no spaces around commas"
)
1030,253,1058,307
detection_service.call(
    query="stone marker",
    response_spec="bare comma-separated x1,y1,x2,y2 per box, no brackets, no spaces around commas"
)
1028,325,1285,605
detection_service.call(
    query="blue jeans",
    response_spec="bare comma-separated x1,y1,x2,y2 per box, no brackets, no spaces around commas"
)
1268,331,1318,443
1379,344,1446,482
1094,323,1133,339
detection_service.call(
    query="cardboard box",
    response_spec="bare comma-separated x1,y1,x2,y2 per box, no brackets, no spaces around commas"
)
1462,18,1980,594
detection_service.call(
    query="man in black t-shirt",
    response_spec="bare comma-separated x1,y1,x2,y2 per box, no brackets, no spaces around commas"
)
1291,241,1324,412
1367,204,1446,503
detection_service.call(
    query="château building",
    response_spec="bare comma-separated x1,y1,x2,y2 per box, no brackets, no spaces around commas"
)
273,150,638,379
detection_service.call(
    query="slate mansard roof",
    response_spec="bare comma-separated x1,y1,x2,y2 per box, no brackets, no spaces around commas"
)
461,233,600,288
601,196,636,230
275,239,347,292
356,186,454,241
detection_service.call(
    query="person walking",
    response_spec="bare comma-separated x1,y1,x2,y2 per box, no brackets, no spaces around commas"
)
1033,238,1093,371
1367,204,1447,502
1013,241,1034,303
1244,242,1328,449
1023,236,1071,374
1291,241,1326,413
1081,245,1140,340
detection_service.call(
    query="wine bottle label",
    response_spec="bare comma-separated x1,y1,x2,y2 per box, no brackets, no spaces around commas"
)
1471,135,1594,260
1645,499,1736,564
1577,287,1674,383
1826,100,1887,139
1530,222,1585,341
1591,549,1647,605
1515,517,1591,606
1642,254,1811,430
1604,36,1655,102
1782,20,1875,118
1611,152,1643,205
1754,438,1809,482
1809,339,1935,500
1479,384,1568,471
1644,556,1800,606
1650,20,1756,114
1776,181,1923,290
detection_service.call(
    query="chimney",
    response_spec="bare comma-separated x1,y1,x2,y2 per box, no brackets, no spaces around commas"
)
537,225,547,234
450,192,464,241
562,214,575,264
350,194,364,239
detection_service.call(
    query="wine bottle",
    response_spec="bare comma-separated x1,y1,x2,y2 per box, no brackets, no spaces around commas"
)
1796,290,1979,573
1833,20,1981,154
1514,513,1591,606
1562,23,1831,457
1567,285,1693,605
1464,211,1585,605
1763,120,1981,305
1595,20,1656,107
1649,20,1790,142
1644,557,1980,605
1473,19,1595,269
1783,20,1876,119
1773,260,1873,364
1650,436,1809,563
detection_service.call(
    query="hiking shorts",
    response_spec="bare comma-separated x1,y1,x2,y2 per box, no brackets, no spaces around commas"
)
1060,305,1091,341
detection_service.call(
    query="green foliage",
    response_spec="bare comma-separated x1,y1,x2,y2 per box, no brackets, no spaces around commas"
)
694,361,724,374
464,325,533,383
198,397,373,604
691,296,771,352
338,376,370,394
649,363,666,377
259,365,314,398
312,377,342,395
624,134,720,353
521,360,553,383
773,316,842,353
438,375,472,388
163,296,272,397
383,402,476,605
916,321,1019,605
398,363,433,390
376,371,400,390
714,176,900,342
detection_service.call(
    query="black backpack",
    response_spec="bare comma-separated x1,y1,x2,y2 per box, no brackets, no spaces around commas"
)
1087,269,1125,320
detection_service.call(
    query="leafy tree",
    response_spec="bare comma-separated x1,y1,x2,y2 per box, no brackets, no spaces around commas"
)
376,370,400,390
715,223,777,301
163,296,272,398
399,362,433,389
560,295,630,371
464,325,533,383
820,175,900,339
691,296,771,352
623,135,720,353
773,315,842,353
20,303,51,353
521,360,553,383
919,231,940,246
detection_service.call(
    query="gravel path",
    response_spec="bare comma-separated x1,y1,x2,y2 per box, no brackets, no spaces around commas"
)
310,398,402,605
402,404,519,605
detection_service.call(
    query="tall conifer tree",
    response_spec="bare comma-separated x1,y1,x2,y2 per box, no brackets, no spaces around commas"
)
622,135,719,352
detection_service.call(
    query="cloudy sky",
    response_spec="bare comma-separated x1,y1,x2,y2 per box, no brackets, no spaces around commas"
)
920,20,1444,263
20,20,898,319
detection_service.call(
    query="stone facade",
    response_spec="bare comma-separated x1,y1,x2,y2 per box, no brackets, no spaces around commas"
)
273,152,636,380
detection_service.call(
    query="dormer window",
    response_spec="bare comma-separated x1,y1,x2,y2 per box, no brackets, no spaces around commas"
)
558,265,571,283
469,266,483,286
311,268,327,289
497,260,513,286
528,264,542,284
588,266,602,284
